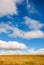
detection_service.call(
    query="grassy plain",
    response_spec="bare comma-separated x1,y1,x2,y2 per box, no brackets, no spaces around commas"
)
0,55,44,65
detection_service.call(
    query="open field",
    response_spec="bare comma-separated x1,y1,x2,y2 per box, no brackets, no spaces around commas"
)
0,55,44,65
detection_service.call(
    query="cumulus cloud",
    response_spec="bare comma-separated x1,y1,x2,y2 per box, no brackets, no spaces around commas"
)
0,0,24,17
0,40,27,50
0,22,44,39
24,16,44,30
28,48,44,54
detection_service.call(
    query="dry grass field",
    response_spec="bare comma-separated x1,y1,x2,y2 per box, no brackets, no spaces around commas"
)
0,55,44,65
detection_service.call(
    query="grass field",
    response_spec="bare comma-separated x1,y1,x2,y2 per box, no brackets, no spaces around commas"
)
0,55,44,65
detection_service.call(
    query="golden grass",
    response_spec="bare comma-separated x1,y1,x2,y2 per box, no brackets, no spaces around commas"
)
0,55,44,65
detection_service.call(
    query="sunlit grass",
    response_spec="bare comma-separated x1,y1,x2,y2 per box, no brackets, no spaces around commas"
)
0,55,44,65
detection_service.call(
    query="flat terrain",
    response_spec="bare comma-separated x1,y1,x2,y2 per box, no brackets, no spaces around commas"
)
0,55,44,65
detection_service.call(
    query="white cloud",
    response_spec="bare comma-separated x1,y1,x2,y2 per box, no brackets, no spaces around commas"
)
0,40,27,50
0,0,24,17
0,22,44,39
28,48,44,54
24,16,44,30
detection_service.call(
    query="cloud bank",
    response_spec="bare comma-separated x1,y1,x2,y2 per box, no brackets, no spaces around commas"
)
0,50,24,55
0,40,27,50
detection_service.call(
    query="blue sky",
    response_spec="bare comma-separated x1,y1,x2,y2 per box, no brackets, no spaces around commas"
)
0,0,44,54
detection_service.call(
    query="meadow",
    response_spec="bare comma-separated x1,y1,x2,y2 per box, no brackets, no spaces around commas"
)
0,55,44,65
